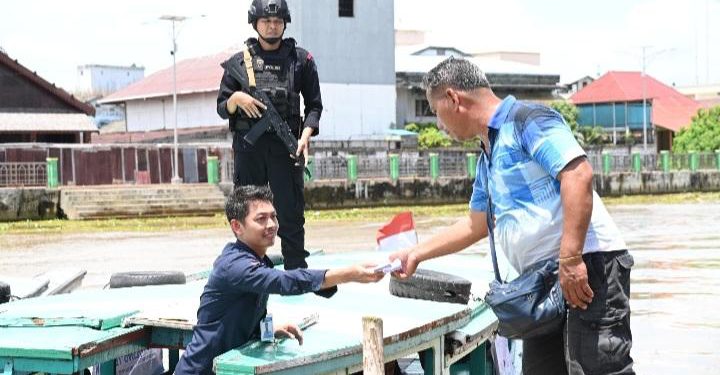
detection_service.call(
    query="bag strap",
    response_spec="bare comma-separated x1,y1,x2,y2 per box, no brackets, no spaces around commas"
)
485,102,537,283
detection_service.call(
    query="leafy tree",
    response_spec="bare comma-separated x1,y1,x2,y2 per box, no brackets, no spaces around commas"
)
579,126,606,146
549,100,587,146
673,106,720,152
405,122,452,149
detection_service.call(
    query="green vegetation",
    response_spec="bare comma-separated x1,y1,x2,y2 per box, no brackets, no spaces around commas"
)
673,106,720,152
1,192,718,235
404,122,479,149
405,122,452,149
549,100,605,147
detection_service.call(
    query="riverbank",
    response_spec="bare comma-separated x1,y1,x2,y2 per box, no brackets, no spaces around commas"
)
0,191,718,235
0,199,718,374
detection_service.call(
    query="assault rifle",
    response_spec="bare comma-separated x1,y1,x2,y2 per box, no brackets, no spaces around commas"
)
225,60,305,167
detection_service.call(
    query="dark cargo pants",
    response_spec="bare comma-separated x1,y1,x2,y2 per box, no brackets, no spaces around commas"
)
523,250,635,375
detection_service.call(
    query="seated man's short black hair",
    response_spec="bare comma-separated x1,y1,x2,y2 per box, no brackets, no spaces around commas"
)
225,185,274,223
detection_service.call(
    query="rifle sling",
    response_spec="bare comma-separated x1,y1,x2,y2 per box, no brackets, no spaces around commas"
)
242,48,256,87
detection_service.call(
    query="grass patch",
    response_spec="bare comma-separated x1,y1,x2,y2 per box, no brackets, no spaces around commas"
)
0,192,718,235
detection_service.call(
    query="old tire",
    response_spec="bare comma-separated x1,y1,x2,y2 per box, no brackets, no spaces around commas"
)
0,281,10,304
109,271,186,289
390,269,472,305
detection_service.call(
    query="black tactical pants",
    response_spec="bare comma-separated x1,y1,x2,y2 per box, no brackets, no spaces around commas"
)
233,131,309,270
523,250,635,375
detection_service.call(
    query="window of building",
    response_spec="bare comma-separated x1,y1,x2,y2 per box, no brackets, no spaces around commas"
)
415,99,432,117
339,0,354,17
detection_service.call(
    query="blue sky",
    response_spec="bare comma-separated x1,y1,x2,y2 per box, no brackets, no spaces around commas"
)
0,0,717,91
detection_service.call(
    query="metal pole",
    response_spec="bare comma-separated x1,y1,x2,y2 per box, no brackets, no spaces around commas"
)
642,46,647,152
171,19,181,184
161,15,186,184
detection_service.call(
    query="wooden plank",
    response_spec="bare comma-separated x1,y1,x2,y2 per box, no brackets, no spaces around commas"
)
0,283,204,330
0,326,144,360
362,316,384,375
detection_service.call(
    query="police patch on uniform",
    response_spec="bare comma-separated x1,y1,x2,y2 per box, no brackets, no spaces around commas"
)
254,57,265,71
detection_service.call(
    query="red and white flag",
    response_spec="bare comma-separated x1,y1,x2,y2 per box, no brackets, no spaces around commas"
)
376,211,418,252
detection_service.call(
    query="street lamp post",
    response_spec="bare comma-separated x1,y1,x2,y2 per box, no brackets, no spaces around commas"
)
642,46,648,152
160,15,186,184
639,46,674,153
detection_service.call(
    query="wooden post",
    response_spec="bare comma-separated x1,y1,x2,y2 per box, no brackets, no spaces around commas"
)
362,316,384,375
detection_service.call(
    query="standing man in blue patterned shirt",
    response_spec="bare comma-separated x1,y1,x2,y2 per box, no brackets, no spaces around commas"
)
175,185,383,375
390,57,634,375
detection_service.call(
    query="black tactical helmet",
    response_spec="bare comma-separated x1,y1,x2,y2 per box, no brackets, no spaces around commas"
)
248,0,291,24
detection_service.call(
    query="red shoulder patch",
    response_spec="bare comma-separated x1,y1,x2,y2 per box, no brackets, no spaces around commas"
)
306,52,313,61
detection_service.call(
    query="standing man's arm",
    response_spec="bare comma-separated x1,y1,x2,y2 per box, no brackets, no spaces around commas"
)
217,62,266,120
296,53,323,162
557,156,595,310
217,69,240,120
390,211,488,278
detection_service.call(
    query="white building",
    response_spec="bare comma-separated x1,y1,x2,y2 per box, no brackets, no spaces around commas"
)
100,0,396,140
76,64,145,97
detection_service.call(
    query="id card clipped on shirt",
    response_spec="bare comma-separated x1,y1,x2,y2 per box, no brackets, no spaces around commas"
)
260,313,274,343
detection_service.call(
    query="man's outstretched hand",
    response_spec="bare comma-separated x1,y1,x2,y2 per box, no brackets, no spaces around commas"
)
274,323,303,345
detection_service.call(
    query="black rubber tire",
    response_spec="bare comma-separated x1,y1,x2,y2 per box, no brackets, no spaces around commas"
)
0,281,10,304
109,271,186,289
389,269,472,305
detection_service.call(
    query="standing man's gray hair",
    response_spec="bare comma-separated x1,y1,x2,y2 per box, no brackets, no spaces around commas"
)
423,57,490,93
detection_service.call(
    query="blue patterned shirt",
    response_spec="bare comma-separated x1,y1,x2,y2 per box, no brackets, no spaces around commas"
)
470,96,626,272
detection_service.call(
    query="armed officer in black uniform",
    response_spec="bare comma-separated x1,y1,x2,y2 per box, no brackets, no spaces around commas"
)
217,0,325,279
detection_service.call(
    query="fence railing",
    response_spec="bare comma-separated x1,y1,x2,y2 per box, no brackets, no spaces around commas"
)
0,162,47,187
1,143,719,187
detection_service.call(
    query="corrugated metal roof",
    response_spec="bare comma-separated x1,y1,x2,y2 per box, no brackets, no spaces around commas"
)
0,113,97,132
570,71,702,132
100,51,235,104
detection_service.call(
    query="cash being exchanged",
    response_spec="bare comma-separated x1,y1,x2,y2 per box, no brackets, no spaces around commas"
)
373,258,403,274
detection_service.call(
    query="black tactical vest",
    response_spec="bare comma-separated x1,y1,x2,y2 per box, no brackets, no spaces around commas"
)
247,39,301,122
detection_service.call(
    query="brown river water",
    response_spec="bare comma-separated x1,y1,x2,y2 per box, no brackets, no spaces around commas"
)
1,202,719,374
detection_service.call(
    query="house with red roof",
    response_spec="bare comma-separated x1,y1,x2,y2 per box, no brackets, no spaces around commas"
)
0,50,96,144
570,71,702,151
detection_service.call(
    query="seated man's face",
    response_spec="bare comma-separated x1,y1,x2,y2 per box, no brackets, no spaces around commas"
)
236,200,278,251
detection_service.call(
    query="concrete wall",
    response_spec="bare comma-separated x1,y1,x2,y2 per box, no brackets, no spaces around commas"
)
287,0,395,85
125,92,222,132
594,171,720,196
287,0,397,138
0,188,59,222
319,83,396,139
4,171,720,221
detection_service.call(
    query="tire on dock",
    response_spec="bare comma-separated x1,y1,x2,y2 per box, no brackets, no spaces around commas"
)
389,269,471,304
0,281,10,304
109,271,186,289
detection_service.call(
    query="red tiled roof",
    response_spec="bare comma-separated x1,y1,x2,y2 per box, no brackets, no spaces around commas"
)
100,50,235,104
570,71,702,132
0,51,95,116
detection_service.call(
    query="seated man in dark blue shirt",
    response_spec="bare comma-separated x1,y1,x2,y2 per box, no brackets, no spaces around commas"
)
174,185,384,375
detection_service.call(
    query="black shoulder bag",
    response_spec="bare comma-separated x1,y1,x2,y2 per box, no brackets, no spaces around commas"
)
482,104,567,340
